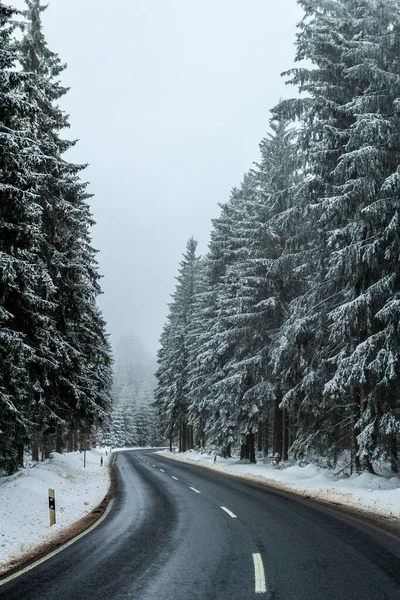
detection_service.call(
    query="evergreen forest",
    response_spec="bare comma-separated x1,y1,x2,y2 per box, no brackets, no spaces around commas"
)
106,335,161,448
155,0,400,474
0,1,113,474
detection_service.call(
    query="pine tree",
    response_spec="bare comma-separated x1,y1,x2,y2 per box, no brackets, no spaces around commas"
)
269,0,362,465
0,1,52,473
222,119,300,462
154,322,179,450
273,0,400,471
186,193,249,456
317,0,400,472
18,0,112,454
155,238,201,451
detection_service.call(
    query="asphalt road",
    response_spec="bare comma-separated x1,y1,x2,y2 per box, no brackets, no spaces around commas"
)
2,448,400,599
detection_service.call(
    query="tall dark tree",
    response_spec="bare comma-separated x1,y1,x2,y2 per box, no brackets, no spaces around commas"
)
155,238,201,451
274,0,400,471
0,2,51,473
186,190,249,457
18,0,112,455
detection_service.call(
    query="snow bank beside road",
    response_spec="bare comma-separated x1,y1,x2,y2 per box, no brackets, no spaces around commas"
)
0,448,110,572
158,450,400,521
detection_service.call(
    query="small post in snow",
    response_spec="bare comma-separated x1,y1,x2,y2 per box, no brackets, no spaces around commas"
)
100,456,103,466
48,488,56,526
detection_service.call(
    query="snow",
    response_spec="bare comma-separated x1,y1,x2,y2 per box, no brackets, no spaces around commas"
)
0,448,111,572
157,450,400,520
2,446,399,575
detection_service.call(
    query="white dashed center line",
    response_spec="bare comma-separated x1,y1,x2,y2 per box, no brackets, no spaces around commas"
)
171,476,179,480
189,487,201,494
252,553,267,594
159,469,165,472
220,506,237,518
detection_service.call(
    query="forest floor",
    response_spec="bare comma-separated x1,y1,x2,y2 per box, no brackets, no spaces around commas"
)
158,449,400,522
0,448,111,574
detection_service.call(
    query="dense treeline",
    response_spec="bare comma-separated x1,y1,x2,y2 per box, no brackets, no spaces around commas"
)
155,0,400,473
106,335,162,448
0,1,112,474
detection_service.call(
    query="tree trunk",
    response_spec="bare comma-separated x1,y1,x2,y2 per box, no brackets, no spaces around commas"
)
257,420,263,452
273,389,283,460
56,429,63,454
32,436,39,462
180,417,187,452
67,430,73,453
351,387,361,473
365,456,375,474
390,433,398,473
73,430,78,452
221,443,231,459
186,424,193,450
17,443,24,468
263,417,269,457
247,433,256,463
240,443,247,460
282,409,289,461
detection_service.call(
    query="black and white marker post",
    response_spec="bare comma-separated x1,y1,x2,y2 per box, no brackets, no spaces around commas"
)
48,488,56,526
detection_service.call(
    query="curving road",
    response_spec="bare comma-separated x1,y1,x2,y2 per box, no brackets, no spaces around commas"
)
2,449,400,599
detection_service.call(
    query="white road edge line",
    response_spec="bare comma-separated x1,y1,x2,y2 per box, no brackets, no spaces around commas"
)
0,498,115,587
189,486,201,494
220,506,237,518
171,476,179,480
252,553,267,594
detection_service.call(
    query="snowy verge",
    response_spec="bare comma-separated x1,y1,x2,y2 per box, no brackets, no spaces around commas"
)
0,448,111,572
157,450,400,522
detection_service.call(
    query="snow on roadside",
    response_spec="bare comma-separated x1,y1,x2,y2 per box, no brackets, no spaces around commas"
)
0,448,111,570
157,450,400,521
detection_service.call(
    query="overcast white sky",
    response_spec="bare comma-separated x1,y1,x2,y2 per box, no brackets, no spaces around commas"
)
11,0,304,355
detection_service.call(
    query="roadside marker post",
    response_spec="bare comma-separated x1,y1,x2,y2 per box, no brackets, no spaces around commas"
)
100,456,103,466
48,488,56,526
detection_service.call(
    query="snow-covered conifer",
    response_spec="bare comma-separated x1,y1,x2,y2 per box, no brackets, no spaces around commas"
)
154,239,201,451
17,0,113,454
0,2,56,473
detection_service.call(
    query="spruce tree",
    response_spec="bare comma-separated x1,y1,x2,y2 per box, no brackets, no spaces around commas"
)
155,238,201,451
317,0,400,472
18,0,112,454
0,2,52,473
273,0,400,471
186,192,249,456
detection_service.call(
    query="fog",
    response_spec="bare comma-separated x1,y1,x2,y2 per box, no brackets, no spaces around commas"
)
11,0,304,354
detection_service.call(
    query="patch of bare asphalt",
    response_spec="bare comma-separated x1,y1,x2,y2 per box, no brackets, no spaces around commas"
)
159,453,400,540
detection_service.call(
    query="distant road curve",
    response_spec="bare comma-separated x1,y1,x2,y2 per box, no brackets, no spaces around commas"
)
2,448,400,600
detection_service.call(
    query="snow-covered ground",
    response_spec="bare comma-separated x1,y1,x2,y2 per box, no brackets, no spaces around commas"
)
2,446,399,575
158,450,400,521
0,448,111,572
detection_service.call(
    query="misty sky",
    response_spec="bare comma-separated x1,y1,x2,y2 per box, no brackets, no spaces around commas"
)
11,0,304,355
